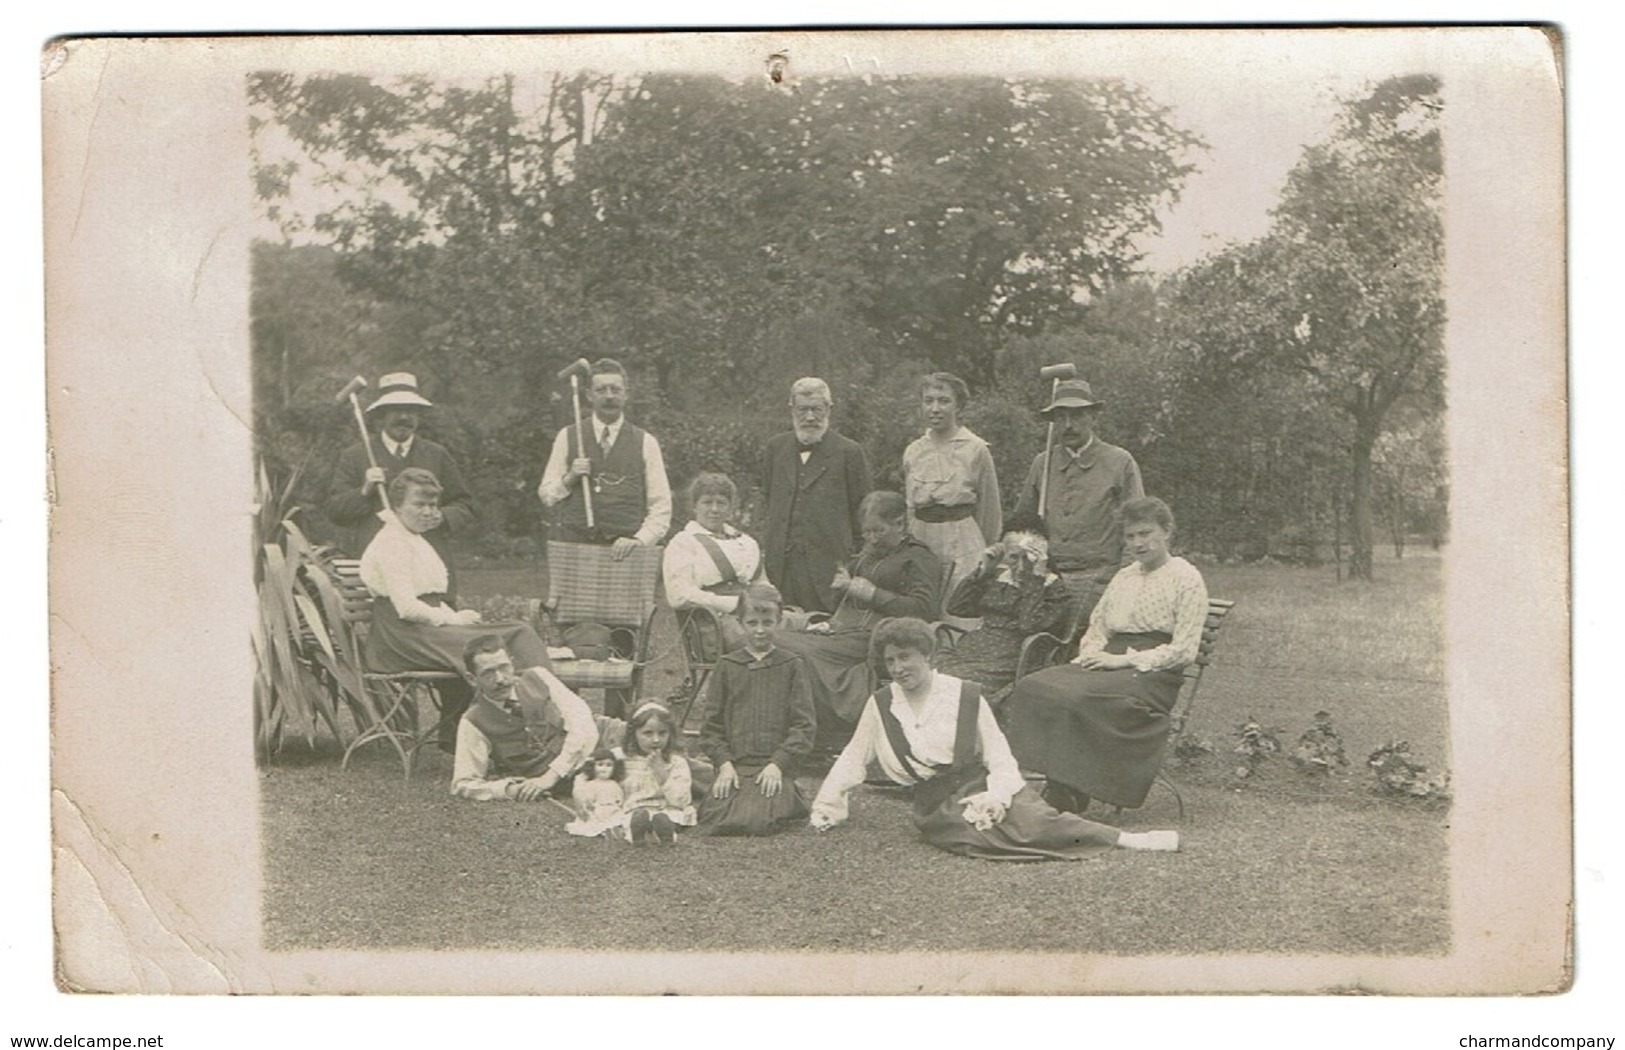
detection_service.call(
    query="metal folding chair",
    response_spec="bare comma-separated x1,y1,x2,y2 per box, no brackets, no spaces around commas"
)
303,558,462,781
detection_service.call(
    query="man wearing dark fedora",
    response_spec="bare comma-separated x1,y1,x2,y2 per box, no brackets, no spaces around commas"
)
323,372,477,583
1014,377,1144,625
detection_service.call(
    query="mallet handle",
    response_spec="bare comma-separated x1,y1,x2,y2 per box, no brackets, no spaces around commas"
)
348,392,389,513
568,373,595,529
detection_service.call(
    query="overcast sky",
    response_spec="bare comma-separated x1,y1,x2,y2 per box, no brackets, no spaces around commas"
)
1133,69,1368,274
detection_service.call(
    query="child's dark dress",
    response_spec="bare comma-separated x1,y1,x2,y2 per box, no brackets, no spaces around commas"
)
695,647,817,835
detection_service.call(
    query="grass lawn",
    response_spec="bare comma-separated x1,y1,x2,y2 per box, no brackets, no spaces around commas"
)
261,550,1449,956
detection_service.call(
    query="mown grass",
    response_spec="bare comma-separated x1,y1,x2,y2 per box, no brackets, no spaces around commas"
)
262,550,1449,956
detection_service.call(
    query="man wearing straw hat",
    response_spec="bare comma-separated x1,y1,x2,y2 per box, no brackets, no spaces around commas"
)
1014,377,1143,625
323,372,477,577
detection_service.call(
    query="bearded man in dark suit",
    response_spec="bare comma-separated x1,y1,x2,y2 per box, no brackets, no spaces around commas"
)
760,377,873,614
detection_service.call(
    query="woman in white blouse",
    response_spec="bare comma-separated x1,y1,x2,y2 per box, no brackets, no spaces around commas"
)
809,617,1178,858
359,468,551,750
1004,497,1210,814
661,472,765,658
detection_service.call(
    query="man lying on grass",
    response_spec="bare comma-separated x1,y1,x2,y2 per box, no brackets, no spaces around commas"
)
808,616,1179,859
451,635,621,802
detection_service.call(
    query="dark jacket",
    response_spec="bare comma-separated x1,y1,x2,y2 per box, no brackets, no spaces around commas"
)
323,434,476,562
760,429,872,612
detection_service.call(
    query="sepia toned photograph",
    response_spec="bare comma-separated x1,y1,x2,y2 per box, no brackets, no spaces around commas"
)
43,27,1568,996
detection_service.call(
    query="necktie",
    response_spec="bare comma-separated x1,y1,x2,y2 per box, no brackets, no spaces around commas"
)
502,697,522,718
600,426,612,451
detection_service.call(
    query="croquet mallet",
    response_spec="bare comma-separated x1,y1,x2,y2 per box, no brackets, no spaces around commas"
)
334,374,389,512
556,357,596,529
1036,362,1079,518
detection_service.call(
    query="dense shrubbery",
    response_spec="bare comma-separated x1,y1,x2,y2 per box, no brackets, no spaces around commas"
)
251,72,1446,570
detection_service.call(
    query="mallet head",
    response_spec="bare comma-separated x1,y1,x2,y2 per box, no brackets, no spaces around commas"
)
334,375,368,404
556,357,594,383
1038,362,1078,382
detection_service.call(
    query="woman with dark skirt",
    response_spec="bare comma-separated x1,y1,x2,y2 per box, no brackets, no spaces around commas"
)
935,510,1079,703
808,617,1178,858
358,468,552,751
1003,497,1209,813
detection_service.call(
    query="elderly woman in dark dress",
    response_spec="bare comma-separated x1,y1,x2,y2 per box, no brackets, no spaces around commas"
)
775,490,942,751
1004,497,1209,813
935,510,1079,704
358,468,552,750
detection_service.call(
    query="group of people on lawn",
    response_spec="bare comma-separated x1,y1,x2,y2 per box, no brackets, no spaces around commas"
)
329,362,1208,859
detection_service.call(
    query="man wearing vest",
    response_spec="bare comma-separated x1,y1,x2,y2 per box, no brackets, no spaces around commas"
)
323,372,477,575
538,358,673,559
451,635,619,801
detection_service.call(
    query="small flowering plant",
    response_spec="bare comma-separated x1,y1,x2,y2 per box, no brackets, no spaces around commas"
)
1292,710,1349,775
1232,718,1283,779
1367,740,1451,802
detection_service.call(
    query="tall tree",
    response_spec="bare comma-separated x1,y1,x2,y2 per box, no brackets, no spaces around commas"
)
1155,75,1444,576
1268,74,1445,579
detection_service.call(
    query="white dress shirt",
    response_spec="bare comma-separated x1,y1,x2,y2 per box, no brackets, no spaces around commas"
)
450,666,601,800
536,416,673,546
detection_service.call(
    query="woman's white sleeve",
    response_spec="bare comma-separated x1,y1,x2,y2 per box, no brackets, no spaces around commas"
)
809,700,882,825
976,700,1026,807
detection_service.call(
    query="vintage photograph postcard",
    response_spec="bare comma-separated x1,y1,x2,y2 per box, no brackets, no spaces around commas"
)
44,27,1568,994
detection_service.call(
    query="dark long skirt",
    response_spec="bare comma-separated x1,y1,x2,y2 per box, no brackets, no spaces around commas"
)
913,779,1119,861
694,763,808,836
364,598,551,675
773,629,874,748
1004,664,1185,809
365,599,553,748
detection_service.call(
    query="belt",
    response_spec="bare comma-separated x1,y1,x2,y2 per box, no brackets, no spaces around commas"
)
912,503,975,524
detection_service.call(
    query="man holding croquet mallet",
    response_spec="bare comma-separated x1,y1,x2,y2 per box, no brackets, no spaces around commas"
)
538,357,672,559
1014,368,1143,626
324,372,477,580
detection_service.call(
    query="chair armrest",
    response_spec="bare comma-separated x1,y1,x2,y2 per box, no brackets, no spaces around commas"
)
1016,632,1068,681
934,622,968,653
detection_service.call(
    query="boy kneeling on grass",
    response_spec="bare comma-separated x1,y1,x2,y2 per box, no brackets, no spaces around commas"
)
694,582,818,836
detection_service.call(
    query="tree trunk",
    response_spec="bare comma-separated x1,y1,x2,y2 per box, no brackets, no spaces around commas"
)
1332,495,1343,583
1349,427,1376,581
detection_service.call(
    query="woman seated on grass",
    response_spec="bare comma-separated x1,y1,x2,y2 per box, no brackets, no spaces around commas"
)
1004,496,1210,815
776,490,942,752
359,467,551,752
808,617,1179,859
661,471,765,659
934,511,1078,703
